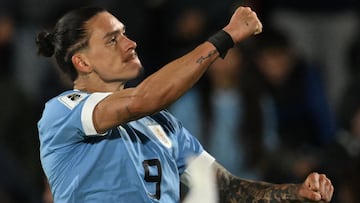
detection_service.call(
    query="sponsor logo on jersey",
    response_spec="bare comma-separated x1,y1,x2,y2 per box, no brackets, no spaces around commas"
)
58,92,87,109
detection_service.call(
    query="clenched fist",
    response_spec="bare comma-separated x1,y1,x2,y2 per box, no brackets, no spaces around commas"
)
223,7,263,43
298,172,334,202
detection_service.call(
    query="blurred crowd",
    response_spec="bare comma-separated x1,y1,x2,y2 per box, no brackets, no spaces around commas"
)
0,0,359,202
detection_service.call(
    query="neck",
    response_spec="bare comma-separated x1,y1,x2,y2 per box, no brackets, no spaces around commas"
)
73,76,125,93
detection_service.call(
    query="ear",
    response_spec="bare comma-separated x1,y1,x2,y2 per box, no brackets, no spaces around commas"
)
72,54,92,73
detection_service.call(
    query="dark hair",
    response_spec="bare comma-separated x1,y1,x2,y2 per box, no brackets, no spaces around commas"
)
35,7,106,81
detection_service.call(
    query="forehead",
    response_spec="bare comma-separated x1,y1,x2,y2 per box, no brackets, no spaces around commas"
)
86,11,124,39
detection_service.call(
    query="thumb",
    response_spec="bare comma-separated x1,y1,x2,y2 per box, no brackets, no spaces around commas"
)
298,186,322,201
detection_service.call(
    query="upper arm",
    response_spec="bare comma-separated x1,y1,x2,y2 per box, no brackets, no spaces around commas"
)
92,88,148,133
92,86,176,133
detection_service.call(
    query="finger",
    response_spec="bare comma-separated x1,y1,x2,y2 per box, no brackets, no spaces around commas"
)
249,11,262,35
243,6,252,12
318,175,327,198
327,184,334,202
307,172,320,192
298,184,321,201
323,184,334,202
306,190,322,201
254,22,263,35
247,12,262,35
318,175,334,202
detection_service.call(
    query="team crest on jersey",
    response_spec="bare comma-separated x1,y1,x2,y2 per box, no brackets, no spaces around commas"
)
148,124,172,148
58,92,87,110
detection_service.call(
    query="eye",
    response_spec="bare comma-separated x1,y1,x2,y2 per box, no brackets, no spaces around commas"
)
107,35,118,45
111,36,117,43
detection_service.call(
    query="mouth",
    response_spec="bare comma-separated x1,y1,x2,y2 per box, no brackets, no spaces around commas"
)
124,51,139,62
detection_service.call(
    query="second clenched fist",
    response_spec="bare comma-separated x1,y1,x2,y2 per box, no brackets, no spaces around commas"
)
223,7,263,43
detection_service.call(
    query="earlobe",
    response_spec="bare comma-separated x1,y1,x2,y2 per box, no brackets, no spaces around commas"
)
72,54,91,73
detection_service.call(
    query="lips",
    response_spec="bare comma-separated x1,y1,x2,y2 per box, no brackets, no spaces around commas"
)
124,51,138,62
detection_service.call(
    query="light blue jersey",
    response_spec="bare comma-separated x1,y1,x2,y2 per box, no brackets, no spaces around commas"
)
38,90,213,203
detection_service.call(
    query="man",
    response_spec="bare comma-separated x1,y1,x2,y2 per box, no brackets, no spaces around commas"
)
36,6,333,203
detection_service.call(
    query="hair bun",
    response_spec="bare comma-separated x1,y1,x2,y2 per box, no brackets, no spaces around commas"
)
36,31,55,57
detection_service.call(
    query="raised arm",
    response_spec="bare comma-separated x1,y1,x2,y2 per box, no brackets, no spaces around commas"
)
213,162,334,203
93,7,262,132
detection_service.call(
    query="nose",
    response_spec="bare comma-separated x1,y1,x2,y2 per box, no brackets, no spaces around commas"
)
123,35,137,51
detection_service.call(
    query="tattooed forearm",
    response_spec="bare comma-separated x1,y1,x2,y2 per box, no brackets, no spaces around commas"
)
196,49,217,64
213,162,302,203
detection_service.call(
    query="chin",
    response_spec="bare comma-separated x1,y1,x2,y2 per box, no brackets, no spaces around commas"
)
124,66,145,87
135,66,145,78
127,63,144,79
121,57,144,79
132,57,144,74
132,59,143,74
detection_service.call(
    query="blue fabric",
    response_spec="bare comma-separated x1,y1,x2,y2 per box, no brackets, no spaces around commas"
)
38,90,203,203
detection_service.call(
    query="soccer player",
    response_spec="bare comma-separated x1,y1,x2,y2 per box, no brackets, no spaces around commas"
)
36,6,333,203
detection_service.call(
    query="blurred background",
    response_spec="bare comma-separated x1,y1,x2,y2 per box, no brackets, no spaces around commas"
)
0,0,359,202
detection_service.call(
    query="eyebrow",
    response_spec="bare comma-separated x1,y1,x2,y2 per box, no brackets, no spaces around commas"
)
103,30,120,39
103,26,125,39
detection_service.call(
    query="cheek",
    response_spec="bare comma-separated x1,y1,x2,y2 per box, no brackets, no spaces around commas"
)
88,47,142,80
98,58,124,76
91,50,122,69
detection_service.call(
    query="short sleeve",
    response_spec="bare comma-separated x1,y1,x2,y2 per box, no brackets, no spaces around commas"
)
81,92,112,135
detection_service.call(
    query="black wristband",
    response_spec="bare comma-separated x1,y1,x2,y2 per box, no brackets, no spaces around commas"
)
207,30,234,59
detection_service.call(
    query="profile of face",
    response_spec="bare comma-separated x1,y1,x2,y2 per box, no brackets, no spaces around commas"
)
77,11,143,82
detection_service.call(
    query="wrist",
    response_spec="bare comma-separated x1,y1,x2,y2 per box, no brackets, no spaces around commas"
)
207,30,234,59
286,184,305,202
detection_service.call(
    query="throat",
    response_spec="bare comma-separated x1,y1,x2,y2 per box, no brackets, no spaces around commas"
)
74,79,125,93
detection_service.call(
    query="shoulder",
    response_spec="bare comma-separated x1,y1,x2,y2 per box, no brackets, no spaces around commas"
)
55,90,90,110
45,90,112,112
39,90,90,126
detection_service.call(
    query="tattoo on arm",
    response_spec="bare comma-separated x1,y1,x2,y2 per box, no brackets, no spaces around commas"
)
196,50,217,64
213,162,301,203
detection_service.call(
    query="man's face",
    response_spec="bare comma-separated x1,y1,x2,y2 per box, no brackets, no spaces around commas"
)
82,11,142,82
